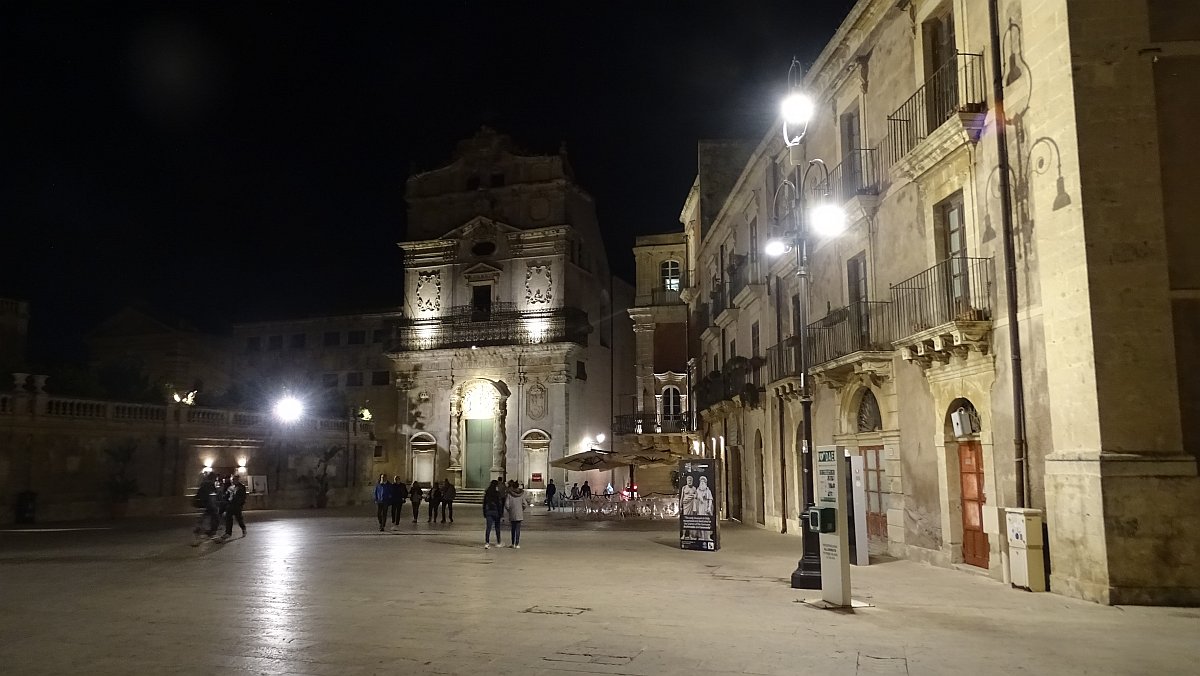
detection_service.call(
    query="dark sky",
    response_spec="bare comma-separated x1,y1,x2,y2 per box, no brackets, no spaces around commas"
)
1,0,855,363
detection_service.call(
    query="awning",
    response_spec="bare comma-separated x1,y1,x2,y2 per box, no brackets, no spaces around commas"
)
550,449,628,471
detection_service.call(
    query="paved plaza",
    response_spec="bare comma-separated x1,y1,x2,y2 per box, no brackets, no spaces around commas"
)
1,506,1196,676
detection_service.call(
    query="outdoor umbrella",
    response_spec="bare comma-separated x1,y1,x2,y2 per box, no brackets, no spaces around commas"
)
550,449,627,472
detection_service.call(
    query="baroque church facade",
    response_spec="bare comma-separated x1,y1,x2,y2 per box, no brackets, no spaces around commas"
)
388,128,633,492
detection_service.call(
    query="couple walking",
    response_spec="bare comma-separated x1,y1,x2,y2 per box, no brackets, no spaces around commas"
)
483,479,529,549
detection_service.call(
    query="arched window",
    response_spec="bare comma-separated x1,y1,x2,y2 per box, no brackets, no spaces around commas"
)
662,386,682,419
857,390,882,432
660,260,682,292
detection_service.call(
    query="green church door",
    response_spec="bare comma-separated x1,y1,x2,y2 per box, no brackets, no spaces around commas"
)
465,419,494,488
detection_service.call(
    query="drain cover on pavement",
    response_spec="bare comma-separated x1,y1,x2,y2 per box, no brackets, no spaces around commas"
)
523,605,590,616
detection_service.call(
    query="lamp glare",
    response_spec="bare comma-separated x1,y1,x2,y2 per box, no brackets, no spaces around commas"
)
273,396,303,423
781,92,814,126
764,239,789,258
810,204,847,239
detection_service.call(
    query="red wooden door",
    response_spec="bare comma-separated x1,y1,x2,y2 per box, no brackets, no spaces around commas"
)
958,441,989,568
861,446,888,541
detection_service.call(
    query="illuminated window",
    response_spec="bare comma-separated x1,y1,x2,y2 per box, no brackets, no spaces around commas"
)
660,260,682,292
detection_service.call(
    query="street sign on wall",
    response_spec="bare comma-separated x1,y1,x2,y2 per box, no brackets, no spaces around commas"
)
679,459,720,551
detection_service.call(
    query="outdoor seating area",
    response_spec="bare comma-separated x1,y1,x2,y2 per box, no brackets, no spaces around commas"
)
560,494,680,521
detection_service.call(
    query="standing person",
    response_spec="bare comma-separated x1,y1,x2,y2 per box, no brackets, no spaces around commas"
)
374,474,391,532
427,482,442,523
220,474,248,540
409,481,423,523
504,480,527,549
546,479,557,511
440,479,456,523
482,479,503,549
570,483,580,500
191,471,219,545
390,476,408,528
581,481,592,499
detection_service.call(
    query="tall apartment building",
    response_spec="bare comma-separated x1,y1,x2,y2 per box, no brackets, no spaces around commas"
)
657,0,1198,605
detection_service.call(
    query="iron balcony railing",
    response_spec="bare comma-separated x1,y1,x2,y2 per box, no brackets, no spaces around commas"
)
890,256,993,339
391,306,591,351
695,356,757,411
885,52,987,165
767,335,806,383
728,255,753,300
613,412,692,435
806,300,896,367
827,148,881,204
709,283,729,322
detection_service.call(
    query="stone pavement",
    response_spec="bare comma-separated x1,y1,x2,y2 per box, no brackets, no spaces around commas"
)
0,506,1196,675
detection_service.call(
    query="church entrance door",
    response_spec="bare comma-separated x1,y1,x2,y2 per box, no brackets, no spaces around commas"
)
465,419,493,488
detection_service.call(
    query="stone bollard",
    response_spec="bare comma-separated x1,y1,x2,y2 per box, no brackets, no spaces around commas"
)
12,372,29,392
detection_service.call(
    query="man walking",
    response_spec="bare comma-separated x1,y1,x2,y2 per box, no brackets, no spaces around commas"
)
374,474,391,532
219,474,248,540
390,475,408,528
440,479,456,523
546,479,557,511
409,481,423,523
191,471,219,545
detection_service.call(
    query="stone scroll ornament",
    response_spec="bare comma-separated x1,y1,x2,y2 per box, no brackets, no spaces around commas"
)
525,264,553,305
415,272,441,313
527,382,547,420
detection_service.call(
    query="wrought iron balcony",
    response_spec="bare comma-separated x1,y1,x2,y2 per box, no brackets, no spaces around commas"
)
827,148,881,204
728,255,751,300
695,355,761,412
807,300,896,367
613,412,692,435
389,306,591,351
767,336,805,384
885,52,986,166
651,287,684,306
890,256,993,339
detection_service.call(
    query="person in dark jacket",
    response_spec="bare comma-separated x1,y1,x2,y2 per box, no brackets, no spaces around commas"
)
220,474,248,540
390,475,408,528
409,482,423,522
191,472,219,544
546,479,557,511
482,479,503,548
440,479,456,523
374,474,391,532
427,482,442,523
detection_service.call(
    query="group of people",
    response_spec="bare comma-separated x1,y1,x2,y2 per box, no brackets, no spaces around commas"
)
483,479,529,548
374,475,457,530
191,471,247,544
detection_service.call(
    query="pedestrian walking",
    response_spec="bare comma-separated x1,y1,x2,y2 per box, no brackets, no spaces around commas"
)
390,475,408,527
191,471,219,545
482,479,503,549
219,473,248,540
504,480,527,549
409,482,423,522
440,479,456,523
546,479,557,511
374,474,391,532
427,482,442,523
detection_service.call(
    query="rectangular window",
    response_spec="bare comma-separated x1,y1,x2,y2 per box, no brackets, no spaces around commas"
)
323,331,341,347
373,444,385,460
322,373,339,388
372,328,386,343
346,372,364,387
347,330,366,345
245,337,261,352
847,253,868,305
751,322,760,357
729,339,737,359
575,360,588,381
267,335,283,351
290,333,307,349
471,284,493,321
371,370,390,386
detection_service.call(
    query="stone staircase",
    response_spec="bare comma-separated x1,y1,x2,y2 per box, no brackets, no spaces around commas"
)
453,488,486,504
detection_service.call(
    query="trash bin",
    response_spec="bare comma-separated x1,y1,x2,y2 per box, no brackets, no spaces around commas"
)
15,491,37,524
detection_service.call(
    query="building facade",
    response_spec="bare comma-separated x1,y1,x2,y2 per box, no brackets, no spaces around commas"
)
656,0,1199,605
387,128,633,493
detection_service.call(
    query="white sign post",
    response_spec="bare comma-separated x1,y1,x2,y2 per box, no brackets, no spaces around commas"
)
816,445,851,607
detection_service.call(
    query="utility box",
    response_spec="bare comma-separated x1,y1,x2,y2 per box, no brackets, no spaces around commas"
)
807,506,837,533
1005,508,1046,592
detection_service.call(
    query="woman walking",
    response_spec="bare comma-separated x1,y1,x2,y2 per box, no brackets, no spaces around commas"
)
427,482,442,523
504,480,527,549
409,481,423,523
482,479,503,549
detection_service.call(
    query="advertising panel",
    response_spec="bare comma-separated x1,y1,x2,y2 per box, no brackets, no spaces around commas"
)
678,459,719,551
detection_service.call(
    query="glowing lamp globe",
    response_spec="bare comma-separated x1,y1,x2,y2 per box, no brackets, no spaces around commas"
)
781,92,814,126
273,396,303,423
809,204,847,239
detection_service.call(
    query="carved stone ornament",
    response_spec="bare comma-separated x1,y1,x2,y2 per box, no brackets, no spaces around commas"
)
527,382,547,420
415,272,441,313
525,264,553,305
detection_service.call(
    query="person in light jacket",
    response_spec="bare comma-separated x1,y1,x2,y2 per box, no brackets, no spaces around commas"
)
504,480,528,549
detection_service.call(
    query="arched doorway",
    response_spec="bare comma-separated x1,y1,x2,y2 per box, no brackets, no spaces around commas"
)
728,444,743,522
754,430,766,525
522,430,550,488
460,381,504,488
856,390,888,546
410,433,436,485
947,398,988,568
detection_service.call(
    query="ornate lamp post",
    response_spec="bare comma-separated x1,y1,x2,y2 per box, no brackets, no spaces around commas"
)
766,58,847,590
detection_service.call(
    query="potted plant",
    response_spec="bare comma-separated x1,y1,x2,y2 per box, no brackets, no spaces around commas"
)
104,440,141,518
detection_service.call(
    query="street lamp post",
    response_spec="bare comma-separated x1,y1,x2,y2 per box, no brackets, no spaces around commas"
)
767,59,847,590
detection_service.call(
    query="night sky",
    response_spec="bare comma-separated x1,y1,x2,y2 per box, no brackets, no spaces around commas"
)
2,1,855,364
